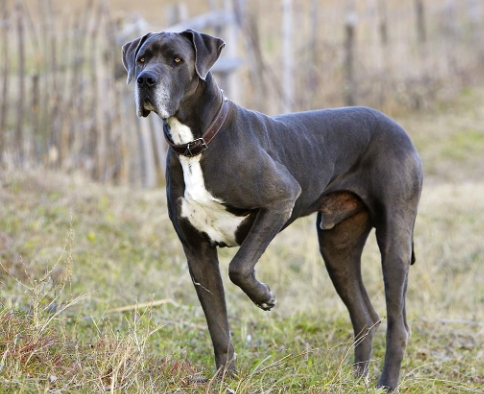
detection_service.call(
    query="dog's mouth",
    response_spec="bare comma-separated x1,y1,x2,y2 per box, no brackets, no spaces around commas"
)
142,97,155,117
136,89,172,120
137,96,156,118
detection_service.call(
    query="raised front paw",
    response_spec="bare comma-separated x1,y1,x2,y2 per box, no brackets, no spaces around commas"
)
255,283,276,311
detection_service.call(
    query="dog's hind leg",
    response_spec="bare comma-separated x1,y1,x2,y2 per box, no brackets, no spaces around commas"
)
317,209,380,378
374,215,415,391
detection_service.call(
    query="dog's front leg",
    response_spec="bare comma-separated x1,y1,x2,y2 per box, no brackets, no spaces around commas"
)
228,205,294,311
183,241,236,375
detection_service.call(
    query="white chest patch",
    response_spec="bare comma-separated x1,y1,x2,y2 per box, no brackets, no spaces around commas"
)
167,117,194,145
168,117,246,246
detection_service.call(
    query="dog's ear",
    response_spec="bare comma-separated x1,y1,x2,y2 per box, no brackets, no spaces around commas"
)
121,32,152,84
180,29,225,80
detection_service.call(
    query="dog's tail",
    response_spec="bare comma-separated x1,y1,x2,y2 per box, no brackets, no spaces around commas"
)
410,240,416,265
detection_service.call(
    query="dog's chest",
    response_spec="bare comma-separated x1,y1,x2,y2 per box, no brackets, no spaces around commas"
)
169,118,246,246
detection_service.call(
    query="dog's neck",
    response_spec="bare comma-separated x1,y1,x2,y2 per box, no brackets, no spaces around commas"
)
166,73,226,141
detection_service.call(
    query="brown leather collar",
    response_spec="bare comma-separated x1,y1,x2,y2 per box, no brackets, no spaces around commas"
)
163,99,231,158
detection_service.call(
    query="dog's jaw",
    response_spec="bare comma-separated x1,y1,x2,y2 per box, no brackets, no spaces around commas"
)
152,84,172,119
135,84,172,119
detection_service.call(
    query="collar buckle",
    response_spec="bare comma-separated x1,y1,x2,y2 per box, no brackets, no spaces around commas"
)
184,138,208,157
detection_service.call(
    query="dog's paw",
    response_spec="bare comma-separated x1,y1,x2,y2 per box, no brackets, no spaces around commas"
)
255,283,276,311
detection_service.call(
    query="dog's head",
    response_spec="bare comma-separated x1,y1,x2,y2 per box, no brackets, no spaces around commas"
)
122,29,225,119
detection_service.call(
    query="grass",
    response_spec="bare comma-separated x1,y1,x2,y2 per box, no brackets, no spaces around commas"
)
400,87,484,183
1,90,484,392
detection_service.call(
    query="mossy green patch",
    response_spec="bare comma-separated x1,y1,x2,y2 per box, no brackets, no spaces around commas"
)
440,129,484,161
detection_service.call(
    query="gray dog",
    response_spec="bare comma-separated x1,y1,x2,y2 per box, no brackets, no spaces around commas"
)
122,29,423,391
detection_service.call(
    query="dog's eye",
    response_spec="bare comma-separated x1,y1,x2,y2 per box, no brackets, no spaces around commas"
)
139,57,145,64
174,57,182,64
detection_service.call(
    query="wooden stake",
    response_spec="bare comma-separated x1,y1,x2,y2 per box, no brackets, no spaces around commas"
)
15,0,26,165
344,1,357,107
0,0,9,165
282,0,293,113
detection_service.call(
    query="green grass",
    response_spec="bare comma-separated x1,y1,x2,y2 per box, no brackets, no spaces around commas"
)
1,90,484,392
440,129,484,161
399,87,484,183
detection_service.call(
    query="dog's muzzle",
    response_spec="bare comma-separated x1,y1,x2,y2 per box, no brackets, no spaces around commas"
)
136,71,158,117
135,71,172,119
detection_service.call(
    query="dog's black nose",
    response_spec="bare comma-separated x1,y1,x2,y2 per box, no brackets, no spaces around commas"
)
137,72,157,87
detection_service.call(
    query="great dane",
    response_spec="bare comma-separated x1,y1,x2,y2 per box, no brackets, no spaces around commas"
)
122,29,423,391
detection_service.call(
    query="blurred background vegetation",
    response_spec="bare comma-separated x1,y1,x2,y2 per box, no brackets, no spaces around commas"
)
1,0,483,187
